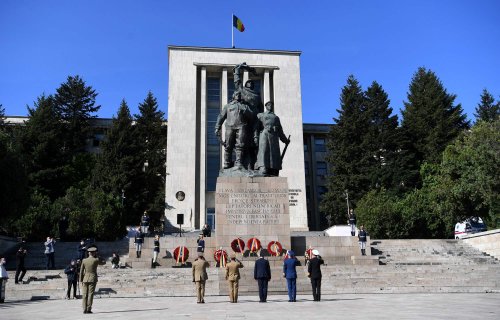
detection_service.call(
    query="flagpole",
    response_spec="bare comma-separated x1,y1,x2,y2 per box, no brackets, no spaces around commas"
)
231,13,234,48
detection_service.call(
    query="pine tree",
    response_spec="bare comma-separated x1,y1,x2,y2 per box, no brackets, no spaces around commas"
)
363,81,401,191
0,104,5,126
321,75,370,225
19,95,68,199
93,100,143,225
134,91,167,224
401,67,470,188
474,89,499,123
54,75,100,155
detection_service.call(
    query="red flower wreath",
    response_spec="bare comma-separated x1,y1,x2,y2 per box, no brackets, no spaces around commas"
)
231,238,246,253
305,248,314,260
173,246,189,263
214,249,228,263
267,241,283,256
247,237,261,252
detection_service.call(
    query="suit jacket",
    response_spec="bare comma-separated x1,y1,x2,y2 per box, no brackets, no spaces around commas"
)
307,256,324,279
79,256,99,283
225,260,243,281
283,257,298,279
254,257,271,280
192,258,209,282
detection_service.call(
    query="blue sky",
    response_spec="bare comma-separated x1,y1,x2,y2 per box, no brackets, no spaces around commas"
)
1,1,499,123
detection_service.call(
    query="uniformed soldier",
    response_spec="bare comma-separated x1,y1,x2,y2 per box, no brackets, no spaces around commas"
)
358,225,368,255
79,245,99,314
192,252,210,303
225,254,244,303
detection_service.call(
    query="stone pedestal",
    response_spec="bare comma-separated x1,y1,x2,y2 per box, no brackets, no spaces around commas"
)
215,176,291,253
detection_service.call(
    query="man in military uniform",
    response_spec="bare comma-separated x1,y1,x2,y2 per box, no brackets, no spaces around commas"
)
192,252,210,303
79,246,99,314
215,92,254,170
225,254,243,303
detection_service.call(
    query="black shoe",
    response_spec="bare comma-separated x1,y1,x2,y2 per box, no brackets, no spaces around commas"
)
87,311,92,314
83,311,88,314
201,300,205,303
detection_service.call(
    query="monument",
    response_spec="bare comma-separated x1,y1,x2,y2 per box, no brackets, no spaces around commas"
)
215,63,292,254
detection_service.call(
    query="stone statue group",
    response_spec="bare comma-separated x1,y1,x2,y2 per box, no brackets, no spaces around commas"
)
215,63,290,177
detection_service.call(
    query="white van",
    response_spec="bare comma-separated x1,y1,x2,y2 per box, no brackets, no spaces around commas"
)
454,217,487,239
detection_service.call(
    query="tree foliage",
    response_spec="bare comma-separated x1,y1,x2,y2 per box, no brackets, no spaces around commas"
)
474,89,499,123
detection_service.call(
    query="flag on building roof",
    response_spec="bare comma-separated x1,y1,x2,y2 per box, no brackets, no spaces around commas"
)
233,15,245,32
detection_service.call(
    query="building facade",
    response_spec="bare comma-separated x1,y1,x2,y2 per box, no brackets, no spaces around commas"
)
164,46,308,232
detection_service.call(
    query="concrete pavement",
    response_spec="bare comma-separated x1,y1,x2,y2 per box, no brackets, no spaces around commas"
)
1,293,499,320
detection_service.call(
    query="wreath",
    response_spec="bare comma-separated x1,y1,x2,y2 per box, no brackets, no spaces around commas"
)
305,248,314,260
231,238,246,253
214,249,228,267
267,241,283,256
247,237,261,253
173,246,189,263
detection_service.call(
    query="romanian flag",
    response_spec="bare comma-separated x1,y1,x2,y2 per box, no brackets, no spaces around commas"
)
233,15,245,32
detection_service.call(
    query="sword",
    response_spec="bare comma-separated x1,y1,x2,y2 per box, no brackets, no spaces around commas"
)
281,135,291,161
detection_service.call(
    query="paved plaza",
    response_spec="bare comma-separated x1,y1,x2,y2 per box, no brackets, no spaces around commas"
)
1,293,499,320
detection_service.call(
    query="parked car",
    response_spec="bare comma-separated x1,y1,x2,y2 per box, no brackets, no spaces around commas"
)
454,217,487,239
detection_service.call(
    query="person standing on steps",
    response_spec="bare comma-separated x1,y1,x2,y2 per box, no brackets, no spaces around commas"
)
134,228,144,258
283,250,298,302
79,246,99,314
140,211,150,235
348,208,357,236
44,236,56,270
77,239,87,261
0,257,8,303
192,252,210,304
307,249,325,301
15,246,27,284
64,259,78,299
153,235,160,267
358,225,368,255
225,254,243,303
254,251,271,302
197,234,205,254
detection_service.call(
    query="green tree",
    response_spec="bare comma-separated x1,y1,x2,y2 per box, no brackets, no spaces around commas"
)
14,192,57,241
474,89,499,123
401,67,470,188
19,95,68,199
322,75,370,225
54,75,100,155
134,91,167,223
93,100,143,225
363,81,402,192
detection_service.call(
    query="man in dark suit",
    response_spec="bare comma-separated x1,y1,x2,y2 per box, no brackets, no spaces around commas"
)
79,246,99,314
283,250,298,302
254,251,271,302
307,249,325,301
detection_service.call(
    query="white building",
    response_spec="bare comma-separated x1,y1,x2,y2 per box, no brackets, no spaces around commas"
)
164,46,308,232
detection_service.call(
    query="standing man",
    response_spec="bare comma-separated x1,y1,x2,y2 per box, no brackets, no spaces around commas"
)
44,236,56,270
77,240,87,261
140,211,150,235
358,225,368,256
348,209,357,236
192,252,210,303
254,251,271,302
225,254,243,303
0,257,8,303
79,246,99,314
283,250,298,302
307,249,325,301
134,228,144,258
152,235,160,267
197,234,205,254
15,247,27,284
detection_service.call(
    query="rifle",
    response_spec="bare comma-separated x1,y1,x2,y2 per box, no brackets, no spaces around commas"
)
280,135,291,161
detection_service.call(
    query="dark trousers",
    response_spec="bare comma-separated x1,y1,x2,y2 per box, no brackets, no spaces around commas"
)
311,278,321,301
0,278,6,303
257,278,269,302
46,253,55,269
286,278,296,301
67,280,77,298
15,266,26,283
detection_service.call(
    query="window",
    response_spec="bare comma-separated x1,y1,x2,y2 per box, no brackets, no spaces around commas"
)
316,161,327,178
206,77,221,191
315,138,326,152
206,208,215,231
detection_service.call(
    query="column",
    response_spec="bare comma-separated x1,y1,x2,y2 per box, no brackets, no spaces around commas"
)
243,70,249,86
199,67,207,230
263,69,270,104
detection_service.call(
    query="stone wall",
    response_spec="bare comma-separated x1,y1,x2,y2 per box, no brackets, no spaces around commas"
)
462,229,500,259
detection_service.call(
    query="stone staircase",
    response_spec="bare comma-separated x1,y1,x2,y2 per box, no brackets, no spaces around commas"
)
5,239,500,301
